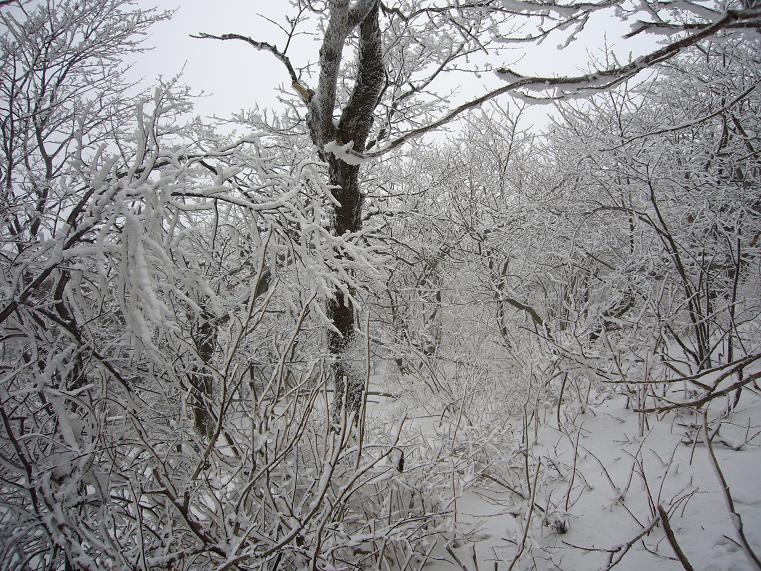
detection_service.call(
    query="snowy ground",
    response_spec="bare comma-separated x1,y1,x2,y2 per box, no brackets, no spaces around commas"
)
416,390,761,571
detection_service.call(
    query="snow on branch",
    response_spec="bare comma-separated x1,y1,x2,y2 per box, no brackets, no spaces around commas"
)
324,140,375,165
348,0,380,28
360,3,759,159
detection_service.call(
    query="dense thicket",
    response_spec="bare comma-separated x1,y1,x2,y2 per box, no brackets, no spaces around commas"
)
1,0,759,569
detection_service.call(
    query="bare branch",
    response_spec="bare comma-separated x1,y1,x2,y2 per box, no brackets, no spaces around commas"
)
606,80,761,150
657,505,696,571
636,370,761,414
191,32,313,103
703,413,761,570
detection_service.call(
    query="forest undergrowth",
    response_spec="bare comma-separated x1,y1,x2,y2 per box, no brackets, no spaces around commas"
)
1,0,760,569
371,351,761,570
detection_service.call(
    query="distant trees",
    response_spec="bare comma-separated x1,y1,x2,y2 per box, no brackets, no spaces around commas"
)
363,30,760,428
540,38,761,381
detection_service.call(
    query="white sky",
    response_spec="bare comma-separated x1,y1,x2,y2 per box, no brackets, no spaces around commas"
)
130,2,295,118
131,1,659,130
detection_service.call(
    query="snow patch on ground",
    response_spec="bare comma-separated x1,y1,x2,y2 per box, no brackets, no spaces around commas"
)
421,392,761,570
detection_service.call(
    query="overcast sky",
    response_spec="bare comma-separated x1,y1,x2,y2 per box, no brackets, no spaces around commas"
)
130,2,658,130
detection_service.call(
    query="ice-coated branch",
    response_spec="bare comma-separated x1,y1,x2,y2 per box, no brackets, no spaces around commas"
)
348,0,379,27
358,3,760,159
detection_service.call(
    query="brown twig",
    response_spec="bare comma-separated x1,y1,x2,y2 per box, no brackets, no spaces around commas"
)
703,413,761,570
657,504,695,571
191,32,312,103
637,370,761,414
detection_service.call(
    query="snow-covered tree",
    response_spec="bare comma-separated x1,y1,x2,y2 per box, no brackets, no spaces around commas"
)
2,0,760,568
198,0,761,420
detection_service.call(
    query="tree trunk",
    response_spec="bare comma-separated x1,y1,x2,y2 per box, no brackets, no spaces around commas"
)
190,314,216,439
306,0,383,423
327,159,364,422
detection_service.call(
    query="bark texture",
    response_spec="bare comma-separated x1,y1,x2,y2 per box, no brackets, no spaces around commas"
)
190,313,217,439
306,0,384,421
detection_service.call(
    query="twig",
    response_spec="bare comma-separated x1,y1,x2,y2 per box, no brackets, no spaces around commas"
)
565,424,582,512
657,504,695,571
604,516,661,570
703,412,761,570
637,370,761,414
507,460,541,571
445,542,470,571
191,32,311,102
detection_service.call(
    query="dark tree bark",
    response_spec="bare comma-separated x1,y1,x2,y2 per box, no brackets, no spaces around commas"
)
305,0,384,422
190,312,217,439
